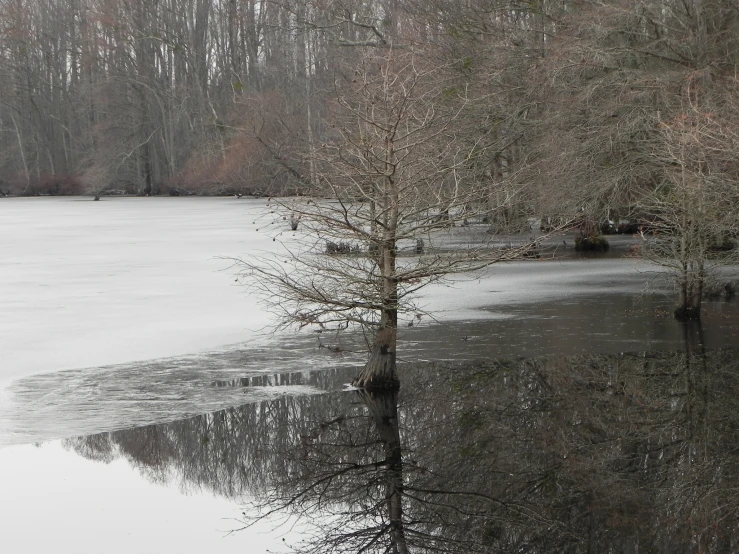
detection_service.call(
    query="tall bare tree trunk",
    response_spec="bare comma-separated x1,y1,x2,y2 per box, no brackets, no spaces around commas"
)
354,136,400,390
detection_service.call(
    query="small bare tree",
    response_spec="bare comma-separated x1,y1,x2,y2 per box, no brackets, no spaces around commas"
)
524,0,739,320
80,163,112,201
235,48,540,389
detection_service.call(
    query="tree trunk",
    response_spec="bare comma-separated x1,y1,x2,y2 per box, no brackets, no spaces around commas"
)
675,263,703,321
354,132,400,390
353,323,398,390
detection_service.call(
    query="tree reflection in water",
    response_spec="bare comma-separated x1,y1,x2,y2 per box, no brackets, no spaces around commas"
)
67,341,739,553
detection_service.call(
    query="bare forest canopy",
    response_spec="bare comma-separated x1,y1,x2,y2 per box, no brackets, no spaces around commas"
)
0,0,737,220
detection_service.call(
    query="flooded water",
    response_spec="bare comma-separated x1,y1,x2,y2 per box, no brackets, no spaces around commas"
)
2,197,739,553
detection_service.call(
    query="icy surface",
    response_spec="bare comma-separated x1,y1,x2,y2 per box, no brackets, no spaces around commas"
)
415,256,665,320
0,196,684,446
0,196,666,386
1,196,285,387
1,337,364,446
0,198,660,388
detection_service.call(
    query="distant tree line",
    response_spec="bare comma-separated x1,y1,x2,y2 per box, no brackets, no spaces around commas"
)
1,0,736,209
0,0,730,203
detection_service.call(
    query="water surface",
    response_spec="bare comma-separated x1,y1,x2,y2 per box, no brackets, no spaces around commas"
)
3,197,739,553
6,345,736,553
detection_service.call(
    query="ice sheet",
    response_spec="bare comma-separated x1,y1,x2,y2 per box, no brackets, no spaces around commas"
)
1,197,283,387
1,197,670,390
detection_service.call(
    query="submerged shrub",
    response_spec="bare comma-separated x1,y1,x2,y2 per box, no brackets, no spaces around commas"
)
325,241,361,255
575,235,610,252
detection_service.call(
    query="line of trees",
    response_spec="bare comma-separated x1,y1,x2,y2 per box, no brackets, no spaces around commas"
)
3,0,738,208
0,0,333,197
0,0,608,203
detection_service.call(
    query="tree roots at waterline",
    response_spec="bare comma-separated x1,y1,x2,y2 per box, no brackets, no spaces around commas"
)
352,331,400,391
674,306,701,321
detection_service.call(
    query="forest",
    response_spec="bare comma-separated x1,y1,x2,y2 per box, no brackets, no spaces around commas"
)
1,0,738,204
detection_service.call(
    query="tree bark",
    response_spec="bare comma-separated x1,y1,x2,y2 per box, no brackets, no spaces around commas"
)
353,323,398,390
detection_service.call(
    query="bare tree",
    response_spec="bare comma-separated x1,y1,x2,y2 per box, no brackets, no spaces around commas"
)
235,48,541,389
638,88,739,318
79,163,111,201
525,0,739,319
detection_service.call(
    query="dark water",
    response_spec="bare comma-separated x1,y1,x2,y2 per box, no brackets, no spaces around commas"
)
64,342,739,553
3,293,739,446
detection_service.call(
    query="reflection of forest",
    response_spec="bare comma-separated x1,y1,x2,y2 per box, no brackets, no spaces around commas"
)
67,347,739,553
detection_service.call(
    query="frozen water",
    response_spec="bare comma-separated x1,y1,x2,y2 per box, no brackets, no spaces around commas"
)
1,339,364,446
414,256,667,321
1,196,285,387
0,196,723,448
0,196,666,389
